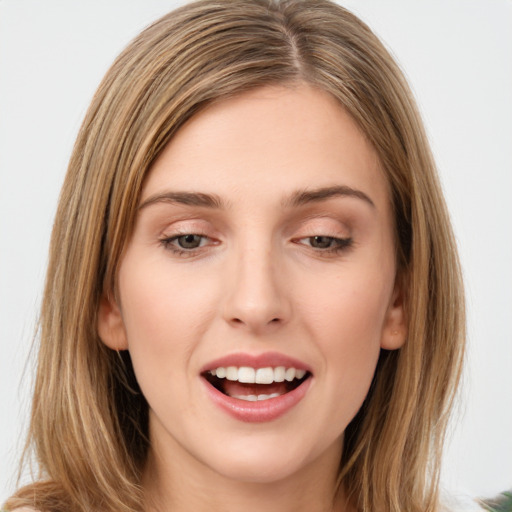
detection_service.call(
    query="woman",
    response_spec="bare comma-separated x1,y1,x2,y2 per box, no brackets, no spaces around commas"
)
3,1,468,511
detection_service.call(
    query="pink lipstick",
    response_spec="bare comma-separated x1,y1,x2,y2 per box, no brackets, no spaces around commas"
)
200,352,312,422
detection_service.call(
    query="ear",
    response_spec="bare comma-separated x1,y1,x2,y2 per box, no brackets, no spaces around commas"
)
380,277,407,350
97,293,128,350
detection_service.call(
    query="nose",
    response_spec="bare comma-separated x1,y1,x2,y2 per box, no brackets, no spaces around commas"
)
222,242,291,334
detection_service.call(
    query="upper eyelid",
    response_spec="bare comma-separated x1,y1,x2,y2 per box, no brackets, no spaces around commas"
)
155,213,352,239
159,222,350,239
290,222,350,239
158,219,215,237
289,212,351,226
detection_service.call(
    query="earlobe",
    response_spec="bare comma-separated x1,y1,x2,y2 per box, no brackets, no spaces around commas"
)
380,280,407,350
97,293,128,350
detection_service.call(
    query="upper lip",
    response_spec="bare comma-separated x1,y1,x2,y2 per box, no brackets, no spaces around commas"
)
200,351,312,374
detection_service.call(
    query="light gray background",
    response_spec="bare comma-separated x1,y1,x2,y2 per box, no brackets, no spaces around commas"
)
1,0,511,505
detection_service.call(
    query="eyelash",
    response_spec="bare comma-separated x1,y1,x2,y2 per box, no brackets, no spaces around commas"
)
295,236,353,255
159,233,353,258
159,233,212,257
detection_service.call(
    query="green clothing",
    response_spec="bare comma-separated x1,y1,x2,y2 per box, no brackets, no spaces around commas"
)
481,490,512,512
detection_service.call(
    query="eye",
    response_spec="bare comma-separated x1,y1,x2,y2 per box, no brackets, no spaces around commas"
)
308,236,338,249
173,234,205,249
160,233,211,255
297,235,353,253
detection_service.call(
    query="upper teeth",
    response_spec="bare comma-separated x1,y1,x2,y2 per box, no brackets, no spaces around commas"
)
208,366,306,384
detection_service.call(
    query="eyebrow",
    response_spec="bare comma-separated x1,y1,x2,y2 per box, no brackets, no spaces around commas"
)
138,185,375,211
284,185,375,209
138,191,226,210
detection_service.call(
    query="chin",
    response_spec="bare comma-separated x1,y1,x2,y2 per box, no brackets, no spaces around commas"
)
197,431,340,485
208,453,310,484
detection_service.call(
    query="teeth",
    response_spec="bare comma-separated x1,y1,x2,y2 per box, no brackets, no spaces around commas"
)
231,392,281,401
284,368,295,382
226,366,238,381
296,369,306,379
238,367,255,383
255,367,274,384
208,366,307,384
274,366,285,382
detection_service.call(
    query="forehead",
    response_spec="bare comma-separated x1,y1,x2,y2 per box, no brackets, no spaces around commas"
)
143,84,389,212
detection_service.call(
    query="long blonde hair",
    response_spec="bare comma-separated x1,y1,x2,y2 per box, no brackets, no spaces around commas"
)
5,1,465,511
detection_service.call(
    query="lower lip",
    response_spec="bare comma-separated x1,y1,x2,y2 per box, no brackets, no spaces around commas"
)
202,377,312,423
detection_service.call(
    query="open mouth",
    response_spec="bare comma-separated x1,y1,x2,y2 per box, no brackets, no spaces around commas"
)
202,366,311,402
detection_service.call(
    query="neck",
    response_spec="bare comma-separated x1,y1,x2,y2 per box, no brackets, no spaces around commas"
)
142,437,354,512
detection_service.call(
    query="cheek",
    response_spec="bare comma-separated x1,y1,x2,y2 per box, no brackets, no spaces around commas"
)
318,282,384,380
119,259,216,346
303,262,393,346
116,258,219,399
116,262,221,429
299,265,392,418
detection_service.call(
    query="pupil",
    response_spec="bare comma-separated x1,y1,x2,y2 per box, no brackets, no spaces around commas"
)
179,235,201,248
311,236,332,248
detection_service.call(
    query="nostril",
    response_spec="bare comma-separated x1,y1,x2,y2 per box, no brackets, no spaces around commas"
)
230,317,281,326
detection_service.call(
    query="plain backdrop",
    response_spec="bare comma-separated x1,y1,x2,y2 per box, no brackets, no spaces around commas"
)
1,0,511,505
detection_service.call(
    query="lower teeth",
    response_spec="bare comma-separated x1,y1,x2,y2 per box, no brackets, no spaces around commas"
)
231,392,281,402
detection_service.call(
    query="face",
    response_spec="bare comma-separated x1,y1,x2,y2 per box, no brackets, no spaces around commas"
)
98,84,406,487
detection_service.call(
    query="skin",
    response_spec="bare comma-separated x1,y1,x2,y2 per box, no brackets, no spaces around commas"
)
98,84,406,512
